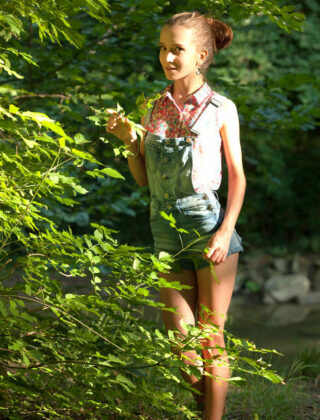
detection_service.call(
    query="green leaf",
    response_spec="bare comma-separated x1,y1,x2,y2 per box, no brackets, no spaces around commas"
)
74,133,90,144
22,353,31,368
115,374,136,391
59,137,66,148
100,167,125,180
0,300,8,317
71,148,100,163
133,258,140,270
94,229,103,241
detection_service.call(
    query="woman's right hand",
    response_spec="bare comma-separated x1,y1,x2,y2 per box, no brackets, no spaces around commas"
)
105,109,137,144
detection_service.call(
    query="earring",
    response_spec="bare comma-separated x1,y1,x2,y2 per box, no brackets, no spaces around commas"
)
196,67,202,75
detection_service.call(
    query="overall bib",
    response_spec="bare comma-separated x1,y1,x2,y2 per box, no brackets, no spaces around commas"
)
144,94,244,271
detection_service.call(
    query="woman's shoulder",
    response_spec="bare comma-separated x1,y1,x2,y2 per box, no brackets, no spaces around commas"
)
209,90,234,109
210,91,238,117
209,90,237,129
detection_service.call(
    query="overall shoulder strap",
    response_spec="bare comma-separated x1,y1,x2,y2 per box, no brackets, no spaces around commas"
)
189,92,227,135
210,92,226,108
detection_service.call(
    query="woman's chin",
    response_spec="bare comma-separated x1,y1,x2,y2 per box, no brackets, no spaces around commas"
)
164,72,180,81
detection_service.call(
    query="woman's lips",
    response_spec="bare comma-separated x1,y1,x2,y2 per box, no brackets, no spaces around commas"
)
166,67,177,71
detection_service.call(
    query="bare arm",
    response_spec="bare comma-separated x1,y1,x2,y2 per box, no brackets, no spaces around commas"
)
125,132,149,187
203,98,246,264
219,98,246,234
105,111,148,187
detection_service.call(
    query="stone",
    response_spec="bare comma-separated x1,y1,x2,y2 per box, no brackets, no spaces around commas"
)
291,254,300,274
263,273,310,303
265,304,311,326
298,291,320,306
272,258,288,273
263,292,277,304
291,254,312,276
263,267,279,279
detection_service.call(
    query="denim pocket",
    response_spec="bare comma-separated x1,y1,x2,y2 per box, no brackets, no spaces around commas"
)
182,204,216,219
181,194,220,220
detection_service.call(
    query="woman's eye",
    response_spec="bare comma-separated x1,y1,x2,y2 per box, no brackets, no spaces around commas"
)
158,46,166,51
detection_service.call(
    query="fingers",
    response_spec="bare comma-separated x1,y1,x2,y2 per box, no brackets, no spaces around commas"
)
105,112,137,143
203,246,227,265
105,108,118,114
105,112,124,133
106,116,116,131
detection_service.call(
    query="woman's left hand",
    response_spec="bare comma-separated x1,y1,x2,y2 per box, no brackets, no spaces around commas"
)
202,228,232,265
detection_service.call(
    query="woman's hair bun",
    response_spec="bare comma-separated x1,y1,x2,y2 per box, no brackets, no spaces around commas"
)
207,18,233,51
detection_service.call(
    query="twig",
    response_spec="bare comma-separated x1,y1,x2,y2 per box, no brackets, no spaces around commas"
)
13,93,72,104
0,294,124,352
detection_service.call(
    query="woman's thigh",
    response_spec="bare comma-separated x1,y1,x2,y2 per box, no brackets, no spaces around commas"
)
159,269,198,335
196,253,239,330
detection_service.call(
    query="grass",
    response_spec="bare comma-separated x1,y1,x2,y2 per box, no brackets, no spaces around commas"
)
225,346,320,420
225,375,317,419
171,346,320,420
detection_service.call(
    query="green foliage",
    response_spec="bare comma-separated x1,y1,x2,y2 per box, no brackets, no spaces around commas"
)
186,0,305,32
0,0,111,45
0,53,282,420
210,1,320,252
0,0,316,251
0,0,314,417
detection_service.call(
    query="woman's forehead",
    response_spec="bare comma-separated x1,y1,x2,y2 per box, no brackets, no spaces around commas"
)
159,24,194,44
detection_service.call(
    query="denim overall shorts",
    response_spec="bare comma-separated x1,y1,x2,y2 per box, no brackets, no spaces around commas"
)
144,96,244,272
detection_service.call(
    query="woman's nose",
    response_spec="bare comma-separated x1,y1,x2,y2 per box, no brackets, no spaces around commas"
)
166,52,174,63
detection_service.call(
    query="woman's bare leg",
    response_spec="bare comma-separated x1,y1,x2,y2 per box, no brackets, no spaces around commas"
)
197,253,239,420
158,269,204,402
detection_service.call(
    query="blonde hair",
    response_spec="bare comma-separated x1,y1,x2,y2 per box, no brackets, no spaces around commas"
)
164,11,233,73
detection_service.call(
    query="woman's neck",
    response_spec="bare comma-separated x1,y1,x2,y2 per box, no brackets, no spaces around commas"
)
172,77,205,107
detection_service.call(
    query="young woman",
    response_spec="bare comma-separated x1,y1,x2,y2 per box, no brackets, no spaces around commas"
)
106,11,246,420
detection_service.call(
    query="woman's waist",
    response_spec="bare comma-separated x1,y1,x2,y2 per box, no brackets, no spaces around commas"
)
150,190,220,212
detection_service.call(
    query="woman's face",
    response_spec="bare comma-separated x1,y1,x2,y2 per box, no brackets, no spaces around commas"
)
159,24,202,82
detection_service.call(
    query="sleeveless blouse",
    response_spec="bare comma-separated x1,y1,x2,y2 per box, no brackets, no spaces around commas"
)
144,82,225,192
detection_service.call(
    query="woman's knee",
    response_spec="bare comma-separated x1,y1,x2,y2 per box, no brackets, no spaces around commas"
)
201,331,227,361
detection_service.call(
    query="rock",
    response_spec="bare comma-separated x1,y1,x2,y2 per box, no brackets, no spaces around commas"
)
291,254,300,274
298,291,320,306
263,293,277,304
265,304,311,326
272,258,288,273
291,254,312,276
263,273,310,303
263,267,279,279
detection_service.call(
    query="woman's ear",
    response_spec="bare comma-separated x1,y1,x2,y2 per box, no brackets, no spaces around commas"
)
198,49,208,67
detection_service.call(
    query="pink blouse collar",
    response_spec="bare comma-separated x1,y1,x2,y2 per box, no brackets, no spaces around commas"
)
163,82,212,106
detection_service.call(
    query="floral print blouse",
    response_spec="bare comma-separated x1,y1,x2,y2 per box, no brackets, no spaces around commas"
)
145,82,225,192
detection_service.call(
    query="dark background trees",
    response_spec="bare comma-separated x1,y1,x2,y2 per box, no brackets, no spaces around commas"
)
0,1,319,418
1,0,318,253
